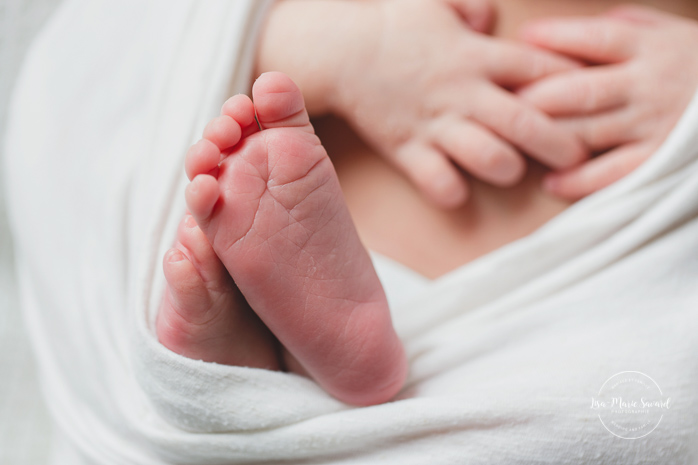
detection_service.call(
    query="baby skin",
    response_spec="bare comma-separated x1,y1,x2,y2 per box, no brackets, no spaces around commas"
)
157,72,407,406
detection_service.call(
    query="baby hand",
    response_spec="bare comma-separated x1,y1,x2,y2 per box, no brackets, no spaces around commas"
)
331,0,588,208
518,5,698,200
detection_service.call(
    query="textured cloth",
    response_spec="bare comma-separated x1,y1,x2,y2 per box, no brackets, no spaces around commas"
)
0,0,62,463
4,0,698,463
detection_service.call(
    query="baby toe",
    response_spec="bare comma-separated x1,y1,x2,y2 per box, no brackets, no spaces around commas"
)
161,247,210,314
177,215,227,283
185,139,221,181
222,94,257,128
185,174,220,225
203,115,242,150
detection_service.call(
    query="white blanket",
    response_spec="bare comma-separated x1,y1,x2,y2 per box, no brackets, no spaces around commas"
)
4,0,698,463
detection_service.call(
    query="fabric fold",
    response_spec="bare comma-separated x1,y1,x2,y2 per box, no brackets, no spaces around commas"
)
5,0,698,463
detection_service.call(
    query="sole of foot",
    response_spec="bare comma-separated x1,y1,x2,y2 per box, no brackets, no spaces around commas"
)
168,72,407,406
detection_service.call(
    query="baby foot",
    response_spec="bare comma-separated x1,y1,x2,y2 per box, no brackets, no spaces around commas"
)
157,213,280,369
185,72,407,406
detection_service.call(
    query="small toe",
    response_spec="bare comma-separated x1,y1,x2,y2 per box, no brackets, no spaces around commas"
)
162,248,210,314
177,214,227,284
185,175,220,224
222,94,257,128
185,139,221,180
177,215,211,259
203,115,242,150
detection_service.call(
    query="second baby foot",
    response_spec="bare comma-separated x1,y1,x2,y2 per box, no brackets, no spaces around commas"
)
186,72,408,406
157,213,280,369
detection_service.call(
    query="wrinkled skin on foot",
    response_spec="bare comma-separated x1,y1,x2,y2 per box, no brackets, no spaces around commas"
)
159,72,407,406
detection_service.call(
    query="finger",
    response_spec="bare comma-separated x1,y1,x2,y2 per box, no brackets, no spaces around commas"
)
520,17,638,63
393,141,469,209
605,4,671,25
557,108,637,152
429,115,526,187
484,40,581,87
472,86,588,169
518,66,629,116
543,142,654,200
445,0,497,33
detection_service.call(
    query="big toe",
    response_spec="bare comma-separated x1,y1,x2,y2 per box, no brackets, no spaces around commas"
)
252,72,312,132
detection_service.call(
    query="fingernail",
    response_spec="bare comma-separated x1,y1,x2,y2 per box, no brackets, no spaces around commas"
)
519,23,547,42
543,175,559,193
167,249,185,263
434,175,458,196
494,160,523,184
184,215,197,228
433,175,467,207
518,24,538,40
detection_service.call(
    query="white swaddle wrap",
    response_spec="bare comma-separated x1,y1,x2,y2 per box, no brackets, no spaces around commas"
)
4,0,698,463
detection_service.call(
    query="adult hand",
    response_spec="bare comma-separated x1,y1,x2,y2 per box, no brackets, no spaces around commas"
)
519,5,698,199
329,0,588,208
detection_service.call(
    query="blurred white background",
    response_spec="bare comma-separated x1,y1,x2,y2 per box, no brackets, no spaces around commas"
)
1,0,62,463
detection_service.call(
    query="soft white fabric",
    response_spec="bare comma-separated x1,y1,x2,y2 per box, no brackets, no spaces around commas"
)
369,251,431,309
4,0,698,463
0,1,59,464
